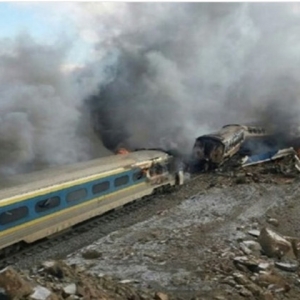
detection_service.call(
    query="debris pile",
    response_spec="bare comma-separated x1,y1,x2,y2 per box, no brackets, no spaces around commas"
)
190,123,300,175
241,147,300,171
0,261,177,300
205,224,300,299
215,147,300,186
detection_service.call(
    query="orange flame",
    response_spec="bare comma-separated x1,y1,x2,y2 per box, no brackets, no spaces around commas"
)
116,148,130,155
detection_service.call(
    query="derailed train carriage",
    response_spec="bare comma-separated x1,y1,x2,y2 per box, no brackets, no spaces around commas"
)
192,124,268,170
0,149,183,256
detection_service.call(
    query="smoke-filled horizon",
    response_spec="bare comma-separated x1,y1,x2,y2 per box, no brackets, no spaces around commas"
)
87,3,300,153
1,3,300,174
0,33,112,174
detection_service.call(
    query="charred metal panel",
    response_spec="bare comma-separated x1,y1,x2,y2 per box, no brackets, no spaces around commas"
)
192,125,245,169
241,147,297,167
193,137,224,165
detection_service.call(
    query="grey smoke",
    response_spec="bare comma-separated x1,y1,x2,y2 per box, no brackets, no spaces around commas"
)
88,3,300,154
0,34,110,174
1,3,300,174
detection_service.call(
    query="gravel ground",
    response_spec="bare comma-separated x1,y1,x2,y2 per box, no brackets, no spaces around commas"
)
11,158,300,299
65,181,297,298
60,164,300,299
14,175,209,270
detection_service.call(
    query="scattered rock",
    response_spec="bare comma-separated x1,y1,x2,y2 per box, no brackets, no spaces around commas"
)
154,292,169,300
119,279,139,284
233,272,248,285
257,271,289,291
284,236,300,258
275,261,298,272
248,230,260,237
41,261,64,279
63,283,76,295
267,218,279,227
214,296,226,300
258,227,293,259
239,287,252,297
242,240,262,253
0,267,33,298
1,158,300,300
239,242,252,255
29,286,52,300
258,262,270,271
233,256,260,271
81,249,102,260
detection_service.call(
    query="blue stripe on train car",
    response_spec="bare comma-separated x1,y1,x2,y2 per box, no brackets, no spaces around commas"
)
0,168,146,231
242,149,279,165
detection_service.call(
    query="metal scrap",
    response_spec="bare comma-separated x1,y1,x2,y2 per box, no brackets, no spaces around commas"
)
241,147,297,167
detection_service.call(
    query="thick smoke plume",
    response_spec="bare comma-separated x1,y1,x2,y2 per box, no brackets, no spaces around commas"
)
0,34,111,175
2,3,300,174
86,3,300,153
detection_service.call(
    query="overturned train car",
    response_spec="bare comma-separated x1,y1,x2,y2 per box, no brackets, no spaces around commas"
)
192,124,268,170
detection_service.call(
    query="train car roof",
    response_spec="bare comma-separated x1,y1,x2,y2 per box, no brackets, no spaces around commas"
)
222,123,266,128
222,124,242,128
0,150,168,200
195,125,244,143
195,134,223,142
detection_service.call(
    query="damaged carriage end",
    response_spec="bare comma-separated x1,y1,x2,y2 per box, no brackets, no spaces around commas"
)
192,125,245,171
191,124,269,172
130,148,185,187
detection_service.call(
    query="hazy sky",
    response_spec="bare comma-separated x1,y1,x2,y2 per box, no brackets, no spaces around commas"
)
1,2,300,173
0,3,94,66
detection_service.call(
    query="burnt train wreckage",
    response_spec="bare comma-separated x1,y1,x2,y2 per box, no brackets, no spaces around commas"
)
0,119,289,257
192,124,269,170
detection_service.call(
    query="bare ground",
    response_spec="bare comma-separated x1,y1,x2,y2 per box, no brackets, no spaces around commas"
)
2,159,300,300
63,163,300,300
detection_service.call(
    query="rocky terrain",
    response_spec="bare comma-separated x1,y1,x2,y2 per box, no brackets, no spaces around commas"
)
1,154,300,300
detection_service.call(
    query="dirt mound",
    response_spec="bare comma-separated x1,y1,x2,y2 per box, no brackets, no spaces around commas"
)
0,260,177,300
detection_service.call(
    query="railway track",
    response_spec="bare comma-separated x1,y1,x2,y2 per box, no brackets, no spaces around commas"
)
0,195,154,269
0,174,202,270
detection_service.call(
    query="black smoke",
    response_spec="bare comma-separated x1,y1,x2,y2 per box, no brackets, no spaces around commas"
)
1,3,300,174
86,3,300,154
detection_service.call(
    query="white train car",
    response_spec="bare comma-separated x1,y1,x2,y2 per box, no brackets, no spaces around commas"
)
0,150,183,256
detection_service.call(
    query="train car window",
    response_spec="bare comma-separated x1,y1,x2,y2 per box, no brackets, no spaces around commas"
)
155,164,164,174
92,181,110,195
66,188,88,202
132,170,144,182
114,175,129,187
0,206,29,225
35,196,61,213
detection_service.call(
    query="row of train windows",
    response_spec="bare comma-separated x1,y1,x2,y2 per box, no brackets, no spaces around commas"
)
0,172,144,226
248,128,265,134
